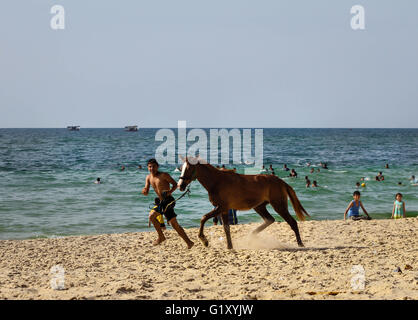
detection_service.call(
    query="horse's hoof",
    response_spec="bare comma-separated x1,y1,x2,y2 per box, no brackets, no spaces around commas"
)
199,236,209,247
298,243,305,248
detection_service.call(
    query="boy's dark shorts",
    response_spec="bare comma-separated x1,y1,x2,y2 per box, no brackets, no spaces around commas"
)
160,195,177,222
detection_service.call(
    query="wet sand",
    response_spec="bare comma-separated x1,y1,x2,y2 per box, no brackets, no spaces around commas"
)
0,218,417,300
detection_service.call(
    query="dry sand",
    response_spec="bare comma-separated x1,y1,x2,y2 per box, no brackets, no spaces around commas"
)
0,218,417,300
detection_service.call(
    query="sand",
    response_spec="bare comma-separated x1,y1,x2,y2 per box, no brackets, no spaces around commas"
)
0,218,417,300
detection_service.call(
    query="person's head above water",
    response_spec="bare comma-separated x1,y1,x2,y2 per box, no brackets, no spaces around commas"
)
147,158,159,174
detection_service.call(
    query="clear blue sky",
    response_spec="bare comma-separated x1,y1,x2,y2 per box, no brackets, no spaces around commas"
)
1,0,417,128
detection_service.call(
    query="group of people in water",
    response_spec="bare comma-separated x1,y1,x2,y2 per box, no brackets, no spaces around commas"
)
344,190,407,221
346,163,415,221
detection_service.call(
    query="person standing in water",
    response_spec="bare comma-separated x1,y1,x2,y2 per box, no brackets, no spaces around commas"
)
142,159,194,249
344,191,371,220
391,193,406,219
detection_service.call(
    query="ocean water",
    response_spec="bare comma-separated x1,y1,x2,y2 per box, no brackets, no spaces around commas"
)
0,128,417,240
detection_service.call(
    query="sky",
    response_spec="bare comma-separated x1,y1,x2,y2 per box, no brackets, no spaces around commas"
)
0,0,417,128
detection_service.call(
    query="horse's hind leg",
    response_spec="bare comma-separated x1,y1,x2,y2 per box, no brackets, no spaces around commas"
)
199,206,222,247
220,213,233,249
270,200,304,247
252,203,275,235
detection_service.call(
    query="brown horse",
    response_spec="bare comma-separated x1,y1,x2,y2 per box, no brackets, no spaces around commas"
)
177,158,310,249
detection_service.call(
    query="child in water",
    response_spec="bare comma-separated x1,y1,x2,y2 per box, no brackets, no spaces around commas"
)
149,197,166,230
391,193,406,219
344,191,371,220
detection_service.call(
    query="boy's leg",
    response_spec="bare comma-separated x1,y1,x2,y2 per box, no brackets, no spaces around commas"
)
169,217,194,249
149,211,166,245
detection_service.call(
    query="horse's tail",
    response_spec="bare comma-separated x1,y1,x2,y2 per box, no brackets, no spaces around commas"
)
285,183,310,221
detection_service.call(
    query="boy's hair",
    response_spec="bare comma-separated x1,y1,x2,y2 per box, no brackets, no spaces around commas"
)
353,191,361,196
147,158,159,167
395,193,402,198
154,197,160,205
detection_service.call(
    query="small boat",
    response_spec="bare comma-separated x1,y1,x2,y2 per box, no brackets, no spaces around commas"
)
124,125,138,132
67,126,80,131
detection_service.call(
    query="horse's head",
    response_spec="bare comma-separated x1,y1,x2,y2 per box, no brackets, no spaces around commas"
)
177,157,201,191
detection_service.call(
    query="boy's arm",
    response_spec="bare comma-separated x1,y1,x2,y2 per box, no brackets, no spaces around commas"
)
403,202,406,218
164,173,178,196
360,201,370,217
344,202,353,220
142,175,150,195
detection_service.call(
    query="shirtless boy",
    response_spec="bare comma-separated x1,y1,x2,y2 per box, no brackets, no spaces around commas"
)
142,158,194,249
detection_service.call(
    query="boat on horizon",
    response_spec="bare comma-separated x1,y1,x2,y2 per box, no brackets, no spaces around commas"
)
67,126,80,131
124,125,138,132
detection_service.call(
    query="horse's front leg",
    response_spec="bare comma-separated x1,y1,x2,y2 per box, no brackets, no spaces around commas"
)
220,212,233,249
199,206,221,247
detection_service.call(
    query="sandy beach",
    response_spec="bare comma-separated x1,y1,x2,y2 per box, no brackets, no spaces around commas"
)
0,218,416,300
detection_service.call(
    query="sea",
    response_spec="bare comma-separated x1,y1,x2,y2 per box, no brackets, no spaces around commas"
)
0,128,417,240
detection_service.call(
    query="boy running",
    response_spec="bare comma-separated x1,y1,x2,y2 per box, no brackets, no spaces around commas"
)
142,159,194,249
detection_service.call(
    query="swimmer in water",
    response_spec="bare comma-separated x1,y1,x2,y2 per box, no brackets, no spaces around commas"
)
312,181,318,187
385,164,389,169
310,168,314,174
269,164,274,172
94,178,101,184
289,169,297,178
355,182,361,189
283,164,289,171
305,177,311,188
121,165,125,171
138,165,142,169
